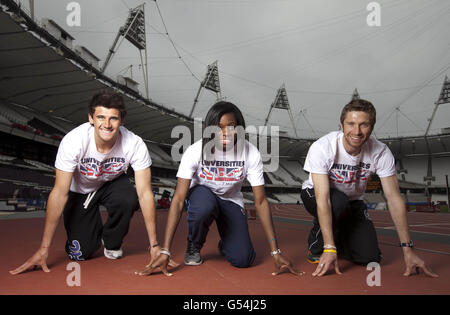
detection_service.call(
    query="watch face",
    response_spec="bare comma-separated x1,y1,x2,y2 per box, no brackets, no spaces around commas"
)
271,249,281,256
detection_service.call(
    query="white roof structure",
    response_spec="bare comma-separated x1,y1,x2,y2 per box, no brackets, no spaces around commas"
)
1,0,449,187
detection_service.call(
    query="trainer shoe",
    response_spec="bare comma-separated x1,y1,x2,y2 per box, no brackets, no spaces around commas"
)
102,239,123,260
184,239,203,266
104,247,123,259
306,251,321,264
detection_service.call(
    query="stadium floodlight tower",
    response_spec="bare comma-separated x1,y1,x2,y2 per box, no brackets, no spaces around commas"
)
189,61,222,118
101,4,149,98
264,84,298,138
425,75,450,137
29,0,35,20
352,88,360,101
423,75,450,185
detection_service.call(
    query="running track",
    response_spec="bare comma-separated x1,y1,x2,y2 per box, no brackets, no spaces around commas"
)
1,205,449,296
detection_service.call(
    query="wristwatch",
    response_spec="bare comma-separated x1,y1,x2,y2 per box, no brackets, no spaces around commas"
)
270,249,281,256
399,240,414,248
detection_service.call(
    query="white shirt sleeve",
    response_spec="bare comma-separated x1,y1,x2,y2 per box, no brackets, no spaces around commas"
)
303,141,330,175
374,147,396,178
130,138,152,171
176,143,200,179
246,146,265,187
54,132,80,173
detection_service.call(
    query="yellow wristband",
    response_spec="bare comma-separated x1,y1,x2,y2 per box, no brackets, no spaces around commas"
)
323,249,337,254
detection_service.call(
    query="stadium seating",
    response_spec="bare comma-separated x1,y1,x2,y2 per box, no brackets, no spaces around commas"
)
147,143,177,168
0,102,29,125
279,160,309,182
400,157,448,187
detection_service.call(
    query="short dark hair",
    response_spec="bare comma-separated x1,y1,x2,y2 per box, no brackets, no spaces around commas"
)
89,90,127,120
340,99,376,127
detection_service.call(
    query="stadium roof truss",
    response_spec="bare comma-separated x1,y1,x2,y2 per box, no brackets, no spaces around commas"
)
0,0,192,146
0,1,316,159
1,0,449,169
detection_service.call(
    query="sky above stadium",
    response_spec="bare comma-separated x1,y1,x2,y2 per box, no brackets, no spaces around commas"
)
20,0,450,139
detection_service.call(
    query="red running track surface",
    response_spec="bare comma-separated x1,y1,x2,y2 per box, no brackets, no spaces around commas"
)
1,205,449,295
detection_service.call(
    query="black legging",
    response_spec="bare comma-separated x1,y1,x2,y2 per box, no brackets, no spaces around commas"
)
63,174,139,260
300,188,381,265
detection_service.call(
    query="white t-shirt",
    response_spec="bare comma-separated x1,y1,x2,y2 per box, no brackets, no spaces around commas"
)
302,131,396,200
55,122,152,194
176,139,265,208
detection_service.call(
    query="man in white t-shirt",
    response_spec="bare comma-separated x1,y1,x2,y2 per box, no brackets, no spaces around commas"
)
301,99,437,278
10,90,163,274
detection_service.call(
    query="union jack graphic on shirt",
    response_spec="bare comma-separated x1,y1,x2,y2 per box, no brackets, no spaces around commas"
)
79,157,125,177
329,169,368,184
199,166,244,182
329,162,370,184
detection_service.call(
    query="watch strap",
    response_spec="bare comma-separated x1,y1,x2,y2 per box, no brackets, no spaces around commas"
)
399,240,413,248
270,249,281,256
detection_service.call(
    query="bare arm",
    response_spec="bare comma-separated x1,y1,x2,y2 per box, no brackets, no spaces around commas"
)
134,168,158,248
311,173,341,276
136,177,191,276
162,178,191,250
252,185,277,249
380,175,410,244
252,185,303,276
381,175,438,277
10,169,73,274
311,173,335,248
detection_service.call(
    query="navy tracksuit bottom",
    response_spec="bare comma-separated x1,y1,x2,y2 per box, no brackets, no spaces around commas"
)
186,185,255,268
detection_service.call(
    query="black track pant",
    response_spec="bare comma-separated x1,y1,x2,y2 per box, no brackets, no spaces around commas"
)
63,174,139,261
300,188,381,265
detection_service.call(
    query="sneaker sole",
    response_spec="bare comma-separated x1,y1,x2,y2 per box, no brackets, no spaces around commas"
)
306,258,320,264
104,254,123,260
104,249,123,260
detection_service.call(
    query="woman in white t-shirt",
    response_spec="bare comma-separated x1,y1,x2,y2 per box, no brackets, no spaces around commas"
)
136,101,302,276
